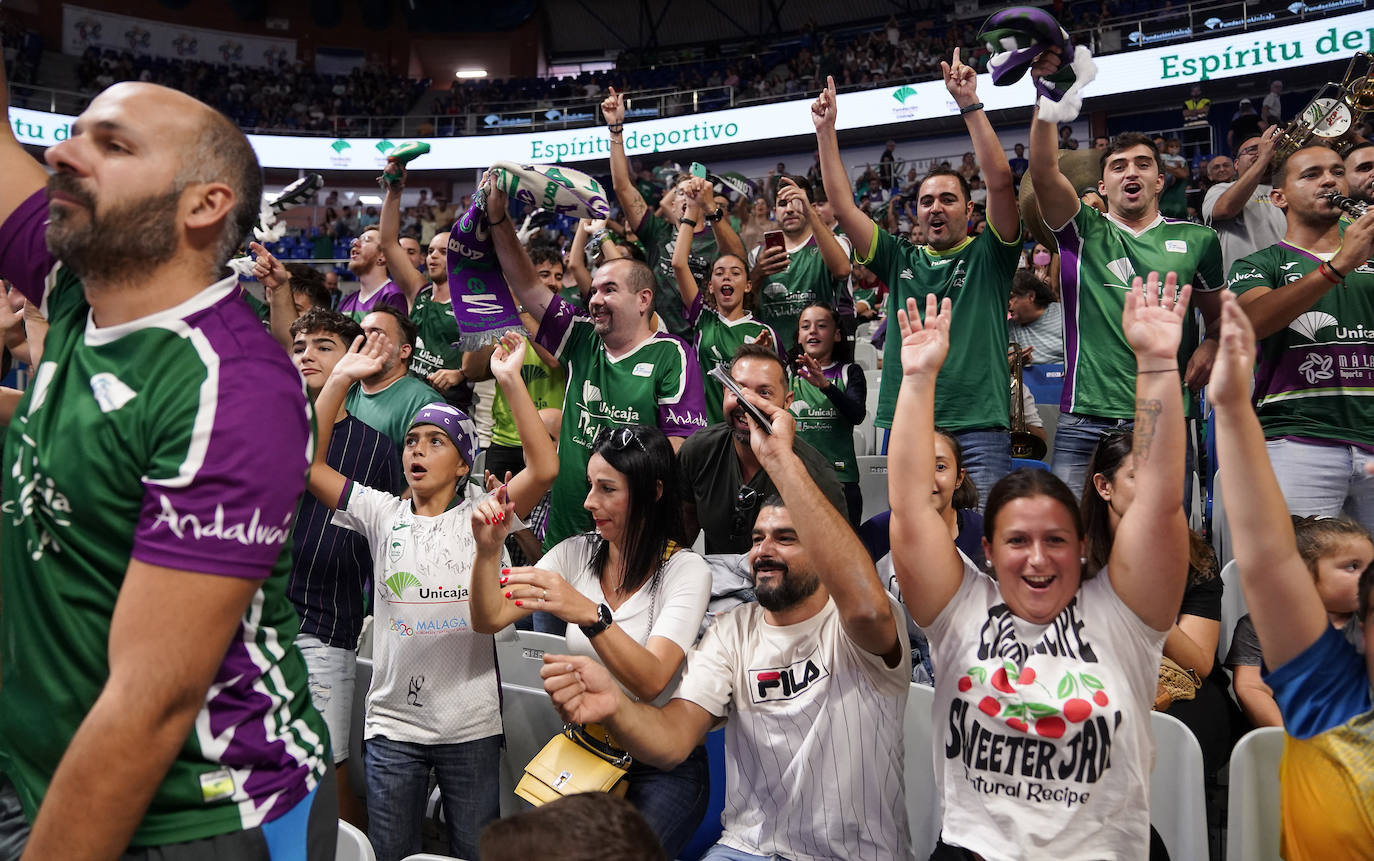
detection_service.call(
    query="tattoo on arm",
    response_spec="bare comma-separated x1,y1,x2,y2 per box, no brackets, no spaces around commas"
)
1133,399,1163,463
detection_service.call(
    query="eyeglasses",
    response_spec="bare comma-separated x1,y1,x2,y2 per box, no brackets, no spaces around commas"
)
1237,146,1260,158
731,486,760,540
593,426,647,452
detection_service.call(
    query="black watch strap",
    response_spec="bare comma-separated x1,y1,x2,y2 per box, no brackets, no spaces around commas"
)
706,207,725,223
580,603,614,638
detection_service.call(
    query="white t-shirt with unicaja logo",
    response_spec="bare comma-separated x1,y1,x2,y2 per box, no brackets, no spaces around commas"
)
924,557,1168,861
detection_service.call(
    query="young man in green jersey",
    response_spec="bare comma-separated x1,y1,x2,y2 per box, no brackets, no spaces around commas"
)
1030,49,1225,500
815,49,1023,506
0,66,333,858
346,305,444,454
1227,144,1374,532
601,88,748,336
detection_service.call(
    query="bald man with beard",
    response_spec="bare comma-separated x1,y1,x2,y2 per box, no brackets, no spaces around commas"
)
0,62,333,859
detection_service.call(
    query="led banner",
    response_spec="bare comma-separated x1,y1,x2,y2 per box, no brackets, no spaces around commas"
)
14,10,1374,170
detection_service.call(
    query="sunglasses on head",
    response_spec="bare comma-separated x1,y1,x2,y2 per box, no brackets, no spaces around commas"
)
593,426,647,452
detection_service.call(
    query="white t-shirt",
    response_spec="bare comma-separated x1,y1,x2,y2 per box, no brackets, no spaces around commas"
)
1202,181,1288,273
925,558,1168,861
675,595,912,861
541,536,711,705
333,481,512,745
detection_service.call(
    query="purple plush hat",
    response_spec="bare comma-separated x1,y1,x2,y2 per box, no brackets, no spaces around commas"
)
409,403,480,469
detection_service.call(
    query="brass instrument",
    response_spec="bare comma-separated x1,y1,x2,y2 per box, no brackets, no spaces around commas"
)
1323,189,1370,219
1274,52,1374,161
1010,341,1048,461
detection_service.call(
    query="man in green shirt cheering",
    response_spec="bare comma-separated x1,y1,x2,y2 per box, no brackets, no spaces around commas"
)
814,50,1023,505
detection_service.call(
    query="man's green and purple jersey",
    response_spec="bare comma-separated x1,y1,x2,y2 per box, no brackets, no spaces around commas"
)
0,191,329,846
1055,205,1224,418
338,279,407,322
535,295,707,547
1229,243,1374,447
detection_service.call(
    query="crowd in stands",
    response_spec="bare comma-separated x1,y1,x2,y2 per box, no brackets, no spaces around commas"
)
8,13,1374,861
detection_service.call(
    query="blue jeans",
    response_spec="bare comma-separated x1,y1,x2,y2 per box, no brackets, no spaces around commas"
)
364,734,501,861
626,745,711,859
1266,438,1374,532
953,429,1011,511
1050,413,1134,501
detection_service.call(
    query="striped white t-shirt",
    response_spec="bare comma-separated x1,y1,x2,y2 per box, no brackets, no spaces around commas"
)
675,595,912,861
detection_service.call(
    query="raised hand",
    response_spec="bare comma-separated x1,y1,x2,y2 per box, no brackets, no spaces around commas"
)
755,244,790,276
1207,290,1258,410
331,331,391,383
248,241,290,292
471,482,515,551
776,177,811,216
811,75,838,132
795,353,830,388
896,293,952,378
489,330,529,381
542,654,620,726
428,368,465,391
941,47,979,107
1029,45,1063,80
601,87,626,126
482,171,509,222
1122,271,1191,362
743,389,797,467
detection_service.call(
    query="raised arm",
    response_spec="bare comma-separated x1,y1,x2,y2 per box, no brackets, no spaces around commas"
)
708,192,747,264
1027,105,1081,232
0,48,49,243
1235,209,1374,339
813,77,879,254
1108,273,1191,631
249,241,296,351
944,49,1018,240
780,176,850,278
1211,290,1328,667
888,294,966,626
744,391,900,661
1208,127,1280,222
377,160,429,304
489,331,558,516
603,89,649,229
672,193,705,309
485,182,554,323
567,219,596,299
305,332,391,509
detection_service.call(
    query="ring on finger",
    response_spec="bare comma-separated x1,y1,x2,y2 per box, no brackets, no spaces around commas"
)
542,589,549,601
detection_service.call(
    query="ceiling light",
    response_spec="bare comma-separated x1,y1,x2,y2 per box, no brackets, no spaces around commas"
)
456,69,487,79
358,195,383,205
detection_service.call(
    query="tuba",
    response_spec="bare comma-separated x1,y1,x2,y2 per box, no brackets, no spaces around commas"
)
1009,341,1048,461
1274,52,1374,162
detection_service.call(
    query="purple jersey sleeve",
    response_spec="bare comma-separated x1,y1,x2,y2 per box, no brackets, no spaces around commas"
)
534,292,586,359
684,291,704,325
132,300,311,578
656,333,708,437
0,190,54,307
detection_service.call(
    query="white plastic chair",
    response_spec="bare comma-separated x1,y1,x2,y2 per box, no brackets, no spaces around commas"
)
854,337,879,371
498,682,567,816
1148,711,1209,861
496,631,568,691
856,455,889,522
904,683,941,861
346,657,373,799
1212,467,1233,569
337,819,377,861
864,368,884,452
1225,727,1284,861
1218,560,1248,662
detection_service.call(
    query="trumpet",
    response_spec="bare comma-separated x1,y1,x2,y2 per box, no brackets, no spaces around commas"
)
1274,52,1374,162
1323,189,1370,219
1009,342,1048,461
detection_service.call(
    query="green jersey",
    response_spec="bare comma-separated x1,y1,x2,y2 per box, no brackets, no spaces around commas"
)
490,346,567,448
789,362,865,483
861,222,1022,431
1056,205,1224,418
408,286,462,379
683,292,780,425
535,295,707,547
1228,242,1374,446
749,233,850,352
638,211,717,337
346,374,444,454
0,190,327,846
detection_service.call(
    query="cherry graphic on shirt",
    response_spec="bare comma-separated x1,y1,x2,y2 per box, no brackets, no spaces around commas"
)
1017,667,1036,685
991,668,1016,694
1035,716,1066,738
1093,690,1110,707
957,675,973,692
1062,698,1093,723
1005,717,1029,733
978,696,1001,717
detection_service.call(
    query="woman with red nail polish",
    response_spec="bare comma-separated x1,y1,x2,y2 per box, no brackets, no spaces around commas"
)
303,329,557,860
471,424,712,856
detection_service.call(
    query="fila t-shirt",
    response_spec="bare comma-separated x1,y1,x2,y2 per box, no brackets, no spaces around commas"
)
675,596,912,861
535,295,707,547
925,558,1168,861
332,481,512,745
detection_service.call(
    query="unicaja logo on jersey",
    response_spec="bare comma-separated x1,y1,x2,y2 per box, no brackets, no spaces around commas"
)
749,649,830,703
384,571,421,598
1289,311,1338,340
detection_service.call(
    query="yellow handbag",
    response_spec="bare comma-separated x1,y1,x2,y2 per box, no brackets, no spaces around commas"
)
515,723,631,806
